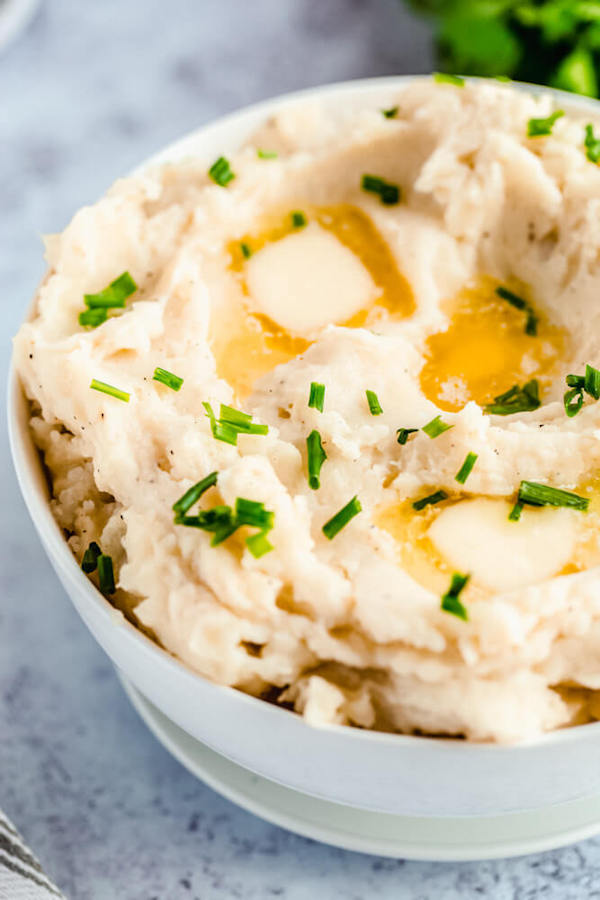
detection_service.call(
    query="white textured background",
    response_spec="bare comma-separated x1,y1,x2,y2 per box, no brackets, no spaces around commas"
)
2,1,599,897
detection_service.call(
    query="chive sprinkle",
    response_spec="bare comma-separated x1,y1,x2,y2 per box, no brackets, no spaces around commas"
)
412,490,448,511
584,124,600,163
84,271,137,309
585,363,600,399
203,402,268,445
208,156,235,186
361,174,400,206
308,381,325,412
382,106,399,118
79,308,108,328
240,242,252,259
508,500,524,522
245,531,274,559
422,415,453,438
235,497,274,531
484,379,540,416
397,427,418,445
153,367,184,391
564,386,584,418
527,110,564,138
257,149,278,159
563,364,600,417
322,496,362,540
90,379,130,403
455,452,478,485
291,210,307,228
97,554,116,594
307,430,327,490
495,286,537,336
366,389,383,416
433,72,465,86
81,541,101,573
172,471,218,515
518,481,589,511
441,573,469,621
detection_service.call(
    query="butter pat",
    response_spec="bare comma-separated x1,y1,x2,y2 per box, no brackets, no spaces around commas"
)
428,498,577,592
245,223,378,336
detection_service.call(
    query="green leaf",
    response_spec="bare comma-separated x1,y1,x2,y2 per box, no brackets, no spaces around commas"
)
438,12,521,77
552,47,598,96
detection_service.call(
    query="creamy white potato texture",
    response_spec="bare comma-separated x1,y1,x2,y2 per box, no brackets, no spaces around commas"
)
15,80,600,743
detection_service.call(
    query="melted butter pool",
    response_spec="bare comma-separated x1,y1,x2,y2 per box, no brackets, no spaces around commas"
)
420,277,566,412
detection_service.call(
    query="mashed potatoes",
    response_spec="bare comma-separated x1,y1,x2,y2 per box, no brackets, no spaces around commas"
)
15,78,600,742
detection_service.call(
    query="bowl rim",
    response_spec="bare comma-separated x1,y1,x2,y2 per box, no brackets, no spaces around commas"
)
9,73,600,752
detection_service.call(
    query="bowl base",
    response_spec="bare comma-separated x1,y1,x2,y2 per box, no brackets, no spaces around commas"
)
120,675,600,861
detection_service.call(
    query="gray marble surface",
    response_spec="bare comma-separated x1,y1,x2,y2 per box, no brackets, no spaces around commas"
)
2,1,600,897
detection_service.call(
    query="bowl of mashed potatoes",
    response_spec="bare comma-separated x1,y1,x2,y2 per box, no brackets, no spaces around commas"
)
10,75,600,817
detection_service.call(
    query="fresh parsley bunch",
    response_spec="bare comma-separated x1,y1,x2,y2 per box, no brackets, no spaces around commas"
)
406,0,600,96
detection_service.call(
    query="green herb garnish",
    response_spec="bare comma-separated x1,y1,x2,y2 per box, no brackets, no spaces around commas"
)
153,367,184,391
361,174,400,206
455,452,478,485
307,430,327,490
79,308,108,328
257,149,278,159
366,390,383,416
322,496,362,540
484,379,540,415
203,402,268,445
245,531,274,559
563,364,600,417
90,379,130,403
172,471,218,516
308,382,325,413
422,415,453,438
84,272,137,309
81,541,101,573
397,427,418,445
382,106,399,118
527,110,564,138
208,156,235,186
97,554,116,594
235,497,274,531
495,286,538,336
412,490,448,511
508,500,524,522
518,480,589,511
433,72,465,86
240,242,252,259
291,210,307,228
584,124,600,163
441,572,469,621
176,494,275,556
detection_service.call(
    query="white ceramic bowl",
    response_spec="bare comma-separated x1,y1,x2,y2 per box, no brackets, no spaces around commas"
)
10,76,600,819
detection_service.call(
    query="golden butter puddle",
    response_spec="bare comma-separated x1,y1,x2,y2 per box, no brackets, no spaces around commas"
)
211,204,414,399
420,276,567,413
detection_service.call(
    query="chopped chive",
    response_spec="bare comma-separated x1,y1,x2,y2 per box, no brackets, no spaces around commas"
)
97,554,115,594
412,490,448,511
306,430,327,490
585,363,600,399
291,210,307,228
203,402,237,445
90,379,130,403
361,174,400,206
79,308,108,328
81,541,101,573
584,124,600,163
563,364,600,417
208,156,235,186
203,401,268,444
245,531,274,558
322,495,362,540
422,415,453,438
433,72,465,86
564,386,584,417
234,497,274,531
484,379,540,415
308,381,325,413
153,367,184,391
441,572,469,621
397,427,418,445
527,110,564,138
508,500,524,522
381,105,399,118
455,452,478,485
518,481,589,511
172,471,218,515
257,149,278,159
495,286,537,337
84,271,137,309
240,242,252,259
366,389,383,416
